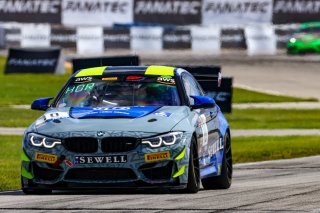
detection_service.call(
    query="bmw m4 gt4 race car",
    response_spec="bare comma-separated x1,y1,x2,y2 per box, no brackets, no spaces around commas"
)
21,65,232,194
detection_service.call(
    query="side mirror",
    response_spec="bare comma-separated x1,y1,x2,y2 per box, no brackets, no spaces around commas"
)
190,96,215,110
31,97,54,111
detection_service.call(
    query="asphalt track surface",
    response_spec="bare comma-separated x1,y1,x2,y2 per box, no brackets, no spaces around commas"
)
0,156,320,212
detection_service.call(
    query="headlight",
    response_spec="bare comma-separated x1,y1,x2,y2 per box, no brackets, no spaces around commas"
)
142,132,183,148
28,133,61,148
289,38,296,43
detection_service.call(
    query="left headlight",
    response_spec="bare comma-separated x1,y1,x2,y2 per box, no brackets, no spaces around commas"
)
142,132,183,148
289,38,296,43
28,133,62,148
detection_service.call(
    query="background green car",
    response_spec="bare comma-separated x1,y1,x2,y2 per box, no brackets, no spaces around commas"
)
287,22,320,54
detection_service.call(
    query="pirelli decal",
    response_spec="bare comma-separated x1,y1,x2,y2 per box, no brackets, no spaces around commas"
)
144,151,170,162
35,152,58,164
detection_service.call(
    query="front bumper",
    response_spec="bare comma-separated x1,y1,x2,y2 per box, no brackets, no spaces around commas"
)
21,132,191,190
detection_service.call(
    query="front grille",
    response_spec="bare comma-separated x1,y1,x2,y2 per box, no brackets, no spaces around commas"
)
101,137,139,152
64,137,98,153
65,168,137,181
141,161,174,180
33,163,62,181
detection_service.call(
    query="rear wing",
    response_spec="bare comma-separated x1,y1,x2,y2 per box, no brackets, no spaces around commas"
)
180,66,222,88
179,66,232,113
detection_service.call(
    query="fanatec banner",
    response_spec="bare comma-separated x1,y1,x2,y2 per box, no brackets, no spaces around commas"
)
273,0,320,24
202,0,273,25
62,0,133,27
134,0,202,25
0,0,61,23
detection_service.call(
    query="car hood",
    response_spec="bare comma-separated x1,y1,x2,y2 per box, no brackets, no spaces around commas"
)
30,106,190,137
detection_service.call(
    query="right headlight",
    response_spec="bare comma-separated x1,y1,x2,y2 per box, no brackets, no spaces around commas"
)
142,132,183,148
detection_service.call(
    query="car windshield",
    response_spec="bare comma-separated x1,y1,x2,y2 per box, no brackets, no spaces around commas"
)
297,26,320,34
55,75,181,107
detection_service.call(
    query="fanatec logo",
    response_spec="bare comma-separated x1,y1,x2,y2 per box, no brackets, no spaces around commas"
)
135,0,201,15
0,0,60,14
63,0,129,13
204,1,270,14
274,0,320,13
8,58,56,66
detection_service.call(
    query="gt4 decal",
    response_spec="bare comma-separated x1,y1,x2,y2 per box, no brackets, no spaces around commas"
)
35,152,57,164
144,151,170,162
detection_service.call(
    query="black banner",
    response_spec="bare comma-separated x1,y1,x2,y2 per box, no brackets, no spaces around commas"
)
0,0,61,23
220,29,246,49
5,48,60,74
134,0,201,25
274,28,297,48
104,28,130,49
163,29,191,49
273,0,320,24
72,56,140,73
51,27,76,48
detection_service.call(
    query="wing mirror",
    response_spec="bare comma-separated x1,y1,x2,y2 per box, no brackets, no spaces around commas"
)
31,97,54,111
190,96,215,110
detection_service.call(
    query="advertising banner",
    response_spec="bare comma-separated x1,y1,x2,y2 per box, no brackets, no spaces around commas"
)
202,0,273,25
104,28,130,49
0,27,5,49
76,26,104,55
130,27,163,51
62,0,133,27
220,28,246,49
191,26,220,53
5,48,61,74
51,27,77,48
134,0,201,25
163,29,191,49
21,24,51,48
0,0,61,23
245,25,276,55
273,0,320,24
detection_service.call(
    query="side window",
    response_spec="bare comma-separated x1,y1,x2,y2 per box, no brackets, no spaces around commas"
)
182,73,202,105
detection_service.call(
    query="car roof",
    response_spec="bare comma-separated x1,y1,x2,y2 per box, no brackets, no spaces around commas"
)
74,65,186,78
300,22,320,29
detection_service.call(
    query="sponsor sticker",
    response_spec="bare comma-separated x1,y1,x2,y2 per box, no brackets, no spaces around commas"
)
102,77,118,81
157,76,175,85
74,155,127,164
35,152,58,164
74,76,93,83
144,151,170,162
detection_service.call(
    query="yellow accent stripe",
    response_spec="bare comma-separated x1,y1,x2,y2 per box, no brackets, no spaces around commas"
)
75,66,107,77
145,66,175,76
21,165,33,179
174,147,186,161
172,166,185,178
21,150,30,162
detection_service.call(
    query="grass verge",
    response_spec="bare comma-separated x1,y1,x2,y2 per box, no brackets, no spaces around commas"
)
0,107,43,127
0,135,21,191
1,135,320,191
233,88,317,103
225,108,320,129
233,136,320,163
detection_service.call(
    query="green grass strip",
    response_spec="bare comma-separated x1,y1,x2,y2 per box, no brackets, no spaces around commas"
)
233,136,320,163
233,88,317,103
225,109,320,129
0,107,43,127
0,135,22,191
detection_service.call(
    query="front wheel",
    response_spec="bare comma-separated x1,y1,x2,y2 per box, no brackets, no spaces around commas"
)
202,132,232,189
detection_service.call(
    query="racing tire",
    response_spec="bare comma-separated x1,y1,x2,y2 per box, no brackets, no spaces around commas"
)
184,137,200,193
21,176,52,195
202,132,232,189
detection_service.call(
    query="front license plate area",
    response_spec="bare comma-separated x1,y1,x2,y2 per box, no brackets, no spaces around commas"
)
74,155,127,164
